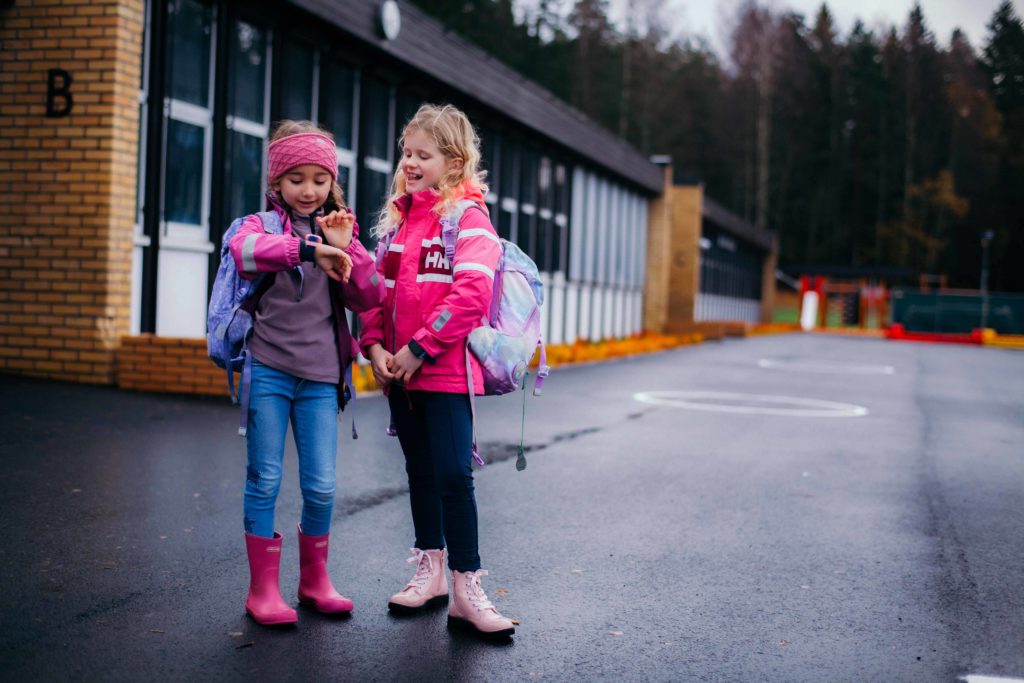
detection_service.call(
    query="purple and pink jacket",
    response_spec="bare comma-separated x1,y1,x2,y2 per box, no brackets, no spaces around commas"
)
229,195,383,404
359,186,501,394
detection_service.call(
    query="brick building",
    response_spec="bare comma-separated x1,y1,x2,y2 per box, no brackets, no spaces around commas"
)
0,0,774,396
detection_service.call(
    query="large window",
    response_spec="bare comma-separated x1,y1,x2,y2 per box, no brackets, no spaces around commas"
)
278,40,316,121
224,19,270,224
156,0,217,336
357,75,394,248
319,56,358,202
163,0,215,237
479,127,499,211
498,139,519,242
519,148,538,258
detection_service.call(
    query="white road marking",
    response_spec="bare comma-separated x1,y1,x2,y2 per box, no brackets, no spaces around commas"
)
959,676,1024,683
757,358,895,375
633,391,869,418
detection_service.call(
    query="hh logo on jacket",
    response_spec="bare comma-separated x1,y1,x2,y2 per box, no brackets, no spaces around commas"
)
417,238,453,283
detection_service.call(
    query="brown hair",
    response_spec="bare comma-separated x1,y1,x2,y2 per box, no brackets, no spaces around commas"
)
267,120,347,214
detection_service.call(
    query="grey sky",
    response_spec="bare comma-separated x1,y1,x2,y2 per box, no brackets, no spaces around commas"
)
605,0,1020,55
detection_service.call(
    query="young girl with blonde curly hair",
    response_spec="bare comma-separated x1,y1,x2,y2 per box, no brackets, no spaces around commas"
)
360,104,515,637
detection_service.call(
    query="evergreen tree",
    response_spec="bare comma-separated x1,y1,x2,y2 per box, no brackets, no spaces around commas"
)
981,0,1024,291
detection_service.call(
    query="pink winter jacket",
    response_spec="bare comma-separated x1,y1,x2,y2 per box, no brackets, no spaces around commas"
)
229,195,383,399
359,187,501,394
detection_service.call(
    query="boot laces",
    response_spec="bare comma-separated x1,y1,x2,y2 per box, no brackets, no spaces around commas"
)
464,569,496,612
404,548,434,590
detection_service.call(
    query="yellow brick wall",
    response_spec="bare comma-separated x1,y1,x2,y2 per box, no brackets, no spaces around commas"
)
642,165,673,333
0,0,143,384
667,185,702,326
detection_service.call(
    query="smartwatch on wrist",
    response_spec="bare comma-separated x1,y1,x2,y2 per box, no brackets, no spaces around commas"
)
408,339,432,362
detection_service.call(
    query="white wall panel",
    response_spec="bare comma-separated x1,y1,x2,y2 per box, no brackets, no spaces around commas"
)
538,272,551,345
156,248,209,337
564,281,579,344
579,283,593,341
549,271,565,345
569,166,585,282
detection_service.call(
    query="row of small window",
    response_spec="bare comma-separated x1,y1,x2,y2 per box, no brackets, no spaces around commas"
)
145,0,648,284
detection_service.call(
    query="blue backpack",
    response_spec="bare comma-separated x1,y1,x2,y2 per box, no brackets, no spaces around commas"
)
206,211,282,436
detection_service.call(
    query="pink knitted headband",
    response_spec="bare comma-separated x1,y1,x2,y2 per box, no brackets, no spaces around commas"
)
267,133,338,183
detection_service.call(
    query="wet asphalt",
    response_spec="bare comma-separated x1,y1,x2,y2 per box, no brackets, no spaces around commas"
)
1,333,1022,682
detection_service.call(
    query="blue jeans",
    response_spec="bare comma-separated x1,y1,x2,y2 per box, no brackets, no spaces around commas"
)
388,388,481,572
244,358,338,538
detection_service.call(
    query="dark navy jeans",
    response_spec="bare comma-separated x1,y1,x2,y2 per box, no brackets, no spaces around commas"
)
388,387,481,572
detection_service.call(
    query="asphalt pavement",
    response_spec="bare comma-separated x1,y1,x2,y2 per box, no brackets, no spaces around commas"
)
1,333,1022,682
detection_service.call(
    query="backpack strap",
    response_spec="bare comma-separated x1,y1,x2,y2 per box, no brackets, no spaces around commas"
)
465,345,485,468
374,223,400,269
440,198,482,265
446,199,487,467
235,211,283,437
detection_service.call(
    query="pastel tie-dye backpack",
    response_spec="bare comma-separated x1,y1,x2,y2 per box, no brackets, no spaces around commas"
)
439,200,550,398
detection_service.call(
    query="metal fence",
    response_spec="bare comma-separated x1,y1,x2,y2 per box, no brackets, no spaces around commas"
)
891,289,1024,334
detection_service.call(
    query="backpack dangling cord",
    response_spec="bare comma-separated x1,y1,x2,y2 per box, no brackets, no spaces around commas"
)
238,350,254,437
516,370,528,471
466,344,485,467
344,363,357,439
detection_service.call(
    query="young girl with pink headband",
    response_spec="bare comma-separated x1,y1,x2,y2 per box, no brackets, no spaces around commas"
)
228,120,383,626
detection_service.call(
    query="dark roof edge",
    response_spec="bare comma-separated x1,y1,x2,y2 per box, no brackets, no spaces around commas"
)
701,195,775,251
288,0,664,194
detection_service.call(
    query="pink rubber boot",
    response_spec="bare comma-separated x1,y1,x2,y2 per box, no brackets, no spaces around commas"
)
387,548,448,613
244,532,298,626
297,526,354,615
448,569,515,637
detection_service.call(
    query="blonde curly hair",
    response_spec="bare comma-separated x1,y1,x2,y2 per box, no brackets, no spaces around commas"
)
373,104,488,238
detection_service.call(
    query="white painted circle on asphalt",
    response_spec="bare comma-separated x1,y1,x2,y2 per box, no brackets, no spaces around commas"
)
633,390,869,418
757,358,895,375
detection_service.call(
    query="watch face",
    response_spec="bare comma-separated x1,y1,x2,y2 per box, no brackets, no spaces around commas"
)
380,0,401,41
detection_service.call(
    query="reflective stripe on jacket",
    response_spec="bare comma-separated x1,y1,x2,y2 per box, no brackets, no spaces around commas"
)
359,187,500,394
228,196,383,386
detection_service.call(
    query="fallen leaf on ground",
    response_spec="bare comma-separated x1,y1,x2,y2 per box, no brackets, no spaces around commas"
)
150,629,165,634
511,619,520,625
778,640,789,646
609,630,623,636
235,642,255,650
494,588,509,596
227,631,243,637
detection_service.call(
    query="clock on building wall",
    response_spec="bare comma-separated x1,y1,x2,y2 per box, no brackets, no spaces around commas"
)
380,0,401,41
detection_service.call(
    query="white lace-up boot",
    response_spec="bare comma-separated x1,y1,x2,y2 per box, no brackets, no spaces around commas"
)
448,569,515,636
387,548,448,613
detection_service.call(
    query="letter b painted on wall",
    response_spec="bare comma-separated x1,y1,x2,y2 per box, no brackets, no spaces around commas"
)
46,69,73,118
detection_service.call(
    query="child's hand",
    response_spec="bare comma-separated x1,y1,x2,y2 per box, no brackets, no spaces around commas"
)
388,345,424,384
313,243,353,283
366,344,395,387
316,210,355,250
